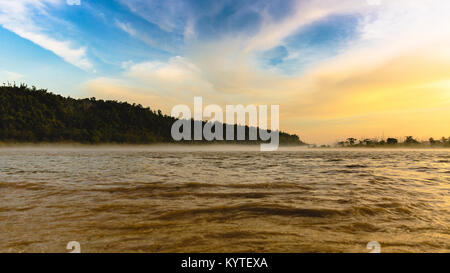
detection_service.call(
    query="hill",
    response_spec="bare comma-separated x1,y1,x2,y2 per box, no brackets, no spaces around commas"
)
0,84,304,145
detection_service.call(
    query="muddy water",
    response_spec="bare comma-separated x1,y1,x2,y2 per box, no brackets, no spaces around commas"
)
0,147,449,252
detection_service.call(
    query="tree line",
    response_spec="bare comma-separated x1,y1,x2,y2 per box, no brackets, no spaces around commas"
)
335,136,450,147
0,84,304,145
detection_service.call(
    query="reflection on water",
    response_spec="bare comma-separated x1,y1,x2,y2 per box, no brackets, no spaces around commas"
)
0,147,449,252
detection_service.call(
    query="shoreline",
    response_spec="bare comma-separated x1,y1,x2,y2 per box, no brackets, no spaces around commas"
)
0,142,448,152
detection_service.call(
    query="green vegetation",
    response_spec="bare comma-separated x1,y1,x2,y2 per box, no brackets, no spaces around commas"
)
0,84,304,145
335,136,450,148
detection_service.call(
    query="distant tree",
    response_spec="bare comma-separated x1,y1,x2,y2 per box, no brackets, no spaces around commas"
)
347,138,357,146
386,138,398,145
337,141,346,147
404,136,419,145
443,137,450,147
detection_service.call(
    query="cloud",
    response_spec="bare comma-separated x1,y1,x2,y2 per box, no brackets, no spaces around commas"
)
115,19,173,52
242,0,365,53
0,71,24,82
66,0,80,6
0,0,93,70
82,77,182,114
115,20,137,36
118,0,187,33
84,54,291,115
126,56,224,104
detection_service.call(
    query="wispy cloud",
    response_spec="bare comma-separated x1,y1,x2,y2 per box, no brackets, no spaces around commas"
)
115,19,173,52
0,70,24,82
117,0,188,33
0,0,92,70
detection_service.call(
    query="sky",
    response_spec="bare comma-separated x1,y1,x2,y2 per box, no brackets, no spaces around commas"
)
0,0,449,144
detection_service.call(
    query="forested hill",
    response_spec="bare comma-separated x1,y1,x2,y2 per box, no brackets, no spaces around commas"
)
0,84,304,145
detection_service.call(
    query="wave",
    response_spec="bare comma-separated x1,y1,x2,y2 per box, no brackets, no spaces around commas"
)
159,191,270,199
436,160,449,163
325,158,344,162
345,164,369,168
91,181,306,194
0,181,47,191
153,203,413,221
156,203,350,220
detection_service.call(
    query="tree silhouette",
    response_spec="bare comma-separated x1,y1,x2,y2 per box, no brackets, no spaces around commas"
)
386,138,398,145
404,136,419,145
347,138,357,146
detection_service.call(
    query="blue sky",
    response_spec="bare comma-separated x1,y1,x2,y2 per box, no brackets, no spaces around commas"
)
1,0,449,143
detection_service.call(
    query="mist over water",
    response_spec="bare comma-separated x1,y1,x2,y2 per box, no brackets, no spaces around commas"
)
0,146,449,252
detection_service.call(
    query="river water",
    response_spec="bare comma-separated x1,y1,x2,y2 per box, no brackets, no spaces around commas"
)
0,146,449,252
